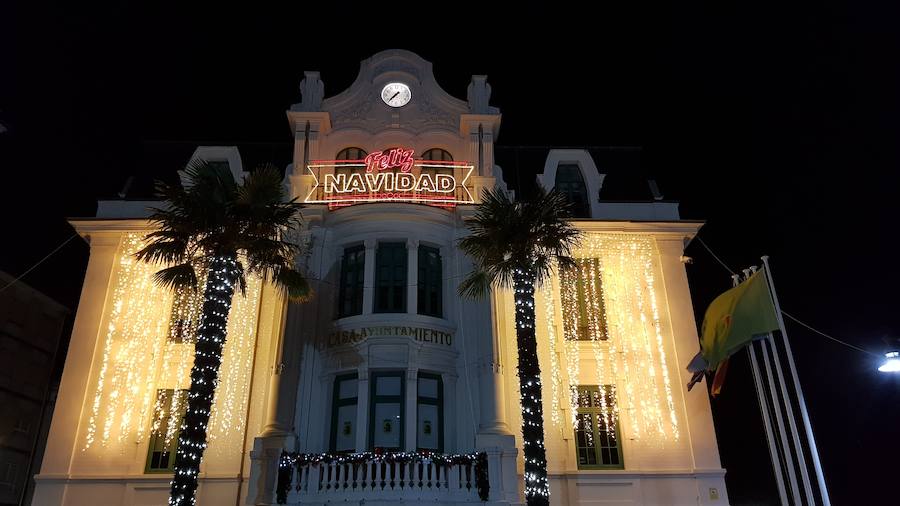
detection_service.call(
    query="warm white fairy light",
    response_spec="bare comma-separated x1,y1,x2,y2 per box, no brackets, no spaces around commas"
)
83,234,263,456
207,271,261,450
540,277,563,428
584,258,614,432
644,256,679,440
545,234,680,445
557,264,581,429
84,234,174,450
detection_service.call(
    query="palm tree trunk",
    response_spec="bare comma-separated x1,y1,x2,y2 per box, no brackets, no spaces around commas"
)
513,269,550,506
170,255,238,506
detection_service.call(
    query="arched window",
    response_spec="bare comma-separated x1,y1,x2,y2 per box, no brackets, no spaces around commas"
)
420,148,453,179
336,147,367,161
421,148,453,161
335,148,367,178
555,164,590,218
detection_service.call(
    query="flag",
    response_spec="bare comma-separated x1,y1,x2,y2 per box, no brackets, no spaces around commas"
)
687,269,780,393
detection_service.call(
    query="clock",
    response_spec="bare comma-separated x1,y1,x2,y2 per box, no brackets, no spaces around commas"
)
381,82,411,108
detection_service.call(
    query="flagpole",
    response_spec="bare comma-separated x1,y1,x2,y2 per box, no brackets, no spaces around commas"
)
765,333,815,504
761,256,831,506
747,344,790,506
759,337,802,505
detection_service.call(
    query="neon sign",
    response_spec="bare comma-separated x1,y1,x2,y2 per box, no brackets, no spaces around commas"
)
304,148,475,209
364,148,415,173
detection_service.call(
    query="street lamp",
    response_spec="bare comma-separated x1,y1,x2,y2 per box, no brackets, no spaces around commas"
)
878,351,900,373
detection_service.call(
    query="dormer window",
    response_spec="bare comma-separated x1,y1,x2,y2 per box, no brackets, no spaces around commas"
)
555,164,591,218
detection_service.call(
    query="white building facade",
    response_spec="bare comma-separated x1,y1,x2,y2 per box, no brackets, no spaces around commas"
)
33,50,729,506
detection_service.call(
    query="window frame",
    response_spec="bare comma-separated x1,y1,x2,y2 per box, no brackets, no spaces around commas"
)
338,245,366,318
561,258,608,341
336,147,367,161
420,149,453,180
574,385,624,470
368,371,406,451
374,242,408,314
555,163,591,218
329,373,359,453
416,372,444,453
145,389,188,474
417,245,443,318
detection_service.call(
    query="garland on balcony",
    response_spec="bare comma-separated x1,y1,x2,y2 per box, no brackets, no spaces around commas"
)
277,450,489,503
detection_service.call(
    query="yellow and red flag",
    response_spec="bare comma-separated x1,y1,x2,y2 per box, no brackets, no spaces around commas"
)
687,269,780,395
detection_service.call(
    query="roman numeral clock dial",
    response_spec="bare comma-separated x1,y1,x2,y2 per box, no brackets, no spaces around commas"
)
381,82,411,108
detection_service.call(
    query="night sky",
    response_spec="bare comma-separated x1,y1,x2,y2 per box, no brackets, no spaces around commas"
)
3,3,898,504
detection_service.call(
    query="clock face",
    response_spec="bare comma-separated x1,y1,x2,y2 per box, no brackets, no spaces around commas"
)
381,82,411,108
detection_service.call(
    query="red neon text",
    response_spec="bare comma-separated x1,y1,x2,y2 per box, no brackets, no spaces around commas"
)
364,148,415,173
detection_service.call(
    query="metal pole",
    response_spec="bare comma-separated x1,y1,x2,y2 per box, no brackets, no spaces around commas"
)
748,344,790,506
766,333,815,504
761,256,831,506
760,337,802,505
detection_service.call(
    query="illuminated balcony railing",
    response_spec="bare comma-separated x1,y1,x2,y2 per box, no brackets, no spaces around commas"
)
275,451,489,504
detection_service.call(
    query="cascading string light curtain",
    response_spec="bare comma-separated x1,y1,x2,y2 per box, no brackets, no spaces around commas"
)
542,233,680,445
83,233,262,457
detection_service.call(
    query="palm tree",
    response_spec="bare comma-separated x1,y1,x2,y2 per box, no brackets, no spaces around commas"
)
458,187,581,506
136,161,310,506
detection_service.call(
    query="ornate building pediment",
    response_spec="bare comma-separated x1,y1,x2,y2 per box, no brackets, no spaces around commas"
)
293,50,472,134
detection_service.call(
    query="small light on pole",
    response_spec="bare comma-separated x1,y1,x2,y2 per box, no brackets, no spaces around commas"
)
878,351,900,373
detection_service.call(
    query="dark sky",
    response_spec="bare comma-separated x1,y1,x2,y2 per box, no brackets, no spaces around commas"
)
3,2,899,504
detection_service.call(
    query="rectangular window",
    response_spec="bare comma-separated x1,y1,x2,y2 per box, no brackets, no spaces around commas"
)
369,371,404,450
560,258,608,341
417,246,442,317
416,373,443,452
338,246,365,317
374,242,407,313
330,374,359,453
574,385,623,469
145,389,187,473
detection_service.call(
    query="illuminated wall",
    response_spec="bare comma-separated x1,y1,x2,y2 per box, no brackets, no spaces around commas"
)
76,232,263,470
502,231,704,476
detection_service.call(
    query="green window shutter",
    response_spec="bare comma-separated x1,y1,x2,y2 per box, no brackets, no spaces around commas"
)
574,385,624,470
369,371,405,451
416,373,444,452
145,389,188,473
330,374,359,453
561,258,608,341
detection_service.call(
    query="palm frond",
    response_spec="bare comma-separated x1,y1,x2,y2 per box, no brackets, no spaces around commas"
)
138,159,313,307
237,164,285,207
135,237,191,265
151,263,199,291
458,269,495,299
458,186,582,299
275,267,312,302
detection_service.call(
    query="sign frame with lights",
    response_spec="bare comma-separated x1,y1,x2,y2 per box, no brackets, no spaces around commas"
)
303,148,475,209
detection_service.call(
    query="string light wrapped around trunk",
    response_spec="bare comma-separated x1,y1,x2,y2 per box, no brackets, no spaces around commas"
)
513,268,551,505
168,254,239,506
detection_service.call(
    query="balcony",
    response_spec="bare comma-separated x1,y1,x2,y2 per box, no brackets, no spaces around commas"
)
275,451,489,504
